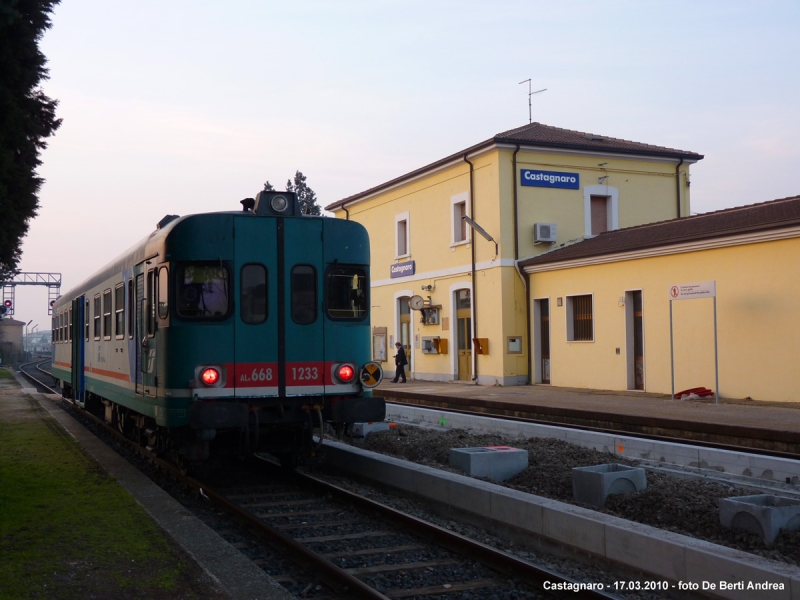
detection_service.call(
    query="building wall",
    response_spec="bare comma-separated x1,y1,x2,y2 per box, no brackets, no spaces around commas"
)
527,236,800,402
335,146,693,385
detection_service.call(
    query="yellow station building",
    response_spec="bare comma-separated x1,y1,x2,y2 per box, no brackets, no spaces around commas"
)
326,122,703,386
519,195,800,403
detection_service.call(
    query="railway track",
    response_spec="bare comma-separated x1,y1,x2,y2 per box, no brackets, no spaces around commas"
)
20,362,623,599
378,394,800,461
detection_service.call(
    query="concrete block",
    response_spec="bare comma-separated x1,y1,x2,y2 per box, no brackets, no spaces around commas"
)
605,521,686,581
489,488,545,535
351,421,391,437
649,440,699,467
698,447,751,475
449,446,528,481
572,463,647,507
614,436,656,461
541,504,606,556
685,545,793,600
719,494,800,545
446,476,493,516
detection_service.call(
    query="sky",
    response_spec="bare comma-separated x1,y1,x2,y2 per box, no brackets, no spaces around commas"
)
10,0,800,335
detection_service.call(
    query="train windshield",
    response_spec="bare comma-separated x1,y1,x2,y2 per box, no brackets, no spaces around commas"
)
326,266,368,320
176,263,230,319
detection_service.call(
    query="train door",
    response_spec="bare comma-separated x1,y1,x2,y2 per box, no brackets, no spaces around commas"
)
456,289,472,381
70,297,85,405
283,218,324,396
135,263,157,397
233,216,279,396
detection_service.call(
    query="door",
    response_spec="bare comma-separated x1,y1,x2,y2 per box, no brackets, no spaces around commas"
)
233,216,279,396
399,297,411,378
283,218,324,396
627,290,645,390
539,299,550,384
70,297,85,405
136,265,157,397
456,289,472,381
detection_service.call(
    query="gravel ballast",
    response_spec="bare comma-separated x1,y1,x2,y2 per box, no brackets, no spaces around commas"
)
354,425,800,567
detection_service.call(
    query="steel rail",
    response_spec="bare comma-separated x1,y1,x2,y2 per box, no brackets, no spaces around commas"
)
18,360,59,394
385,398,800,462
292,469,619,600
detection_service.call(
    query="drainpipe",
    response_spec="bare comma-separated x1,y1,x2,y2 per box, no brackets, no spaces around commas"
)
464,153,478,383
343,202,350,220
511,144,531,384
675,158,684,218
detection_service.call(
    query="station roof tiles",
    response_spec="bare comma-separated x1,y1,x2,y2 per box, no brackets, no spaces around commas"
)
325,122,703,211
518,195,800,269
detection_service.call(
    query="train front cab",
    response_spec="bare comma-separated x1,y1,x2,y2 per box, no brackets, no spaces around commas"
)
163,198,384,464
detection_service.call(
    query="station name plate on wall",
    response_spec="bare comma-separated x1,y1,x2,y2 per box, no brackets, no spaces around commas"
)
520,169,580,190
390,260,415,278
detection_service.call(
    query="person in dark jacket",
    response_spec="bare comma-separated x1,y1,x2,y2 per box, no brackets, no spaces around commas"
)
392,342,407,383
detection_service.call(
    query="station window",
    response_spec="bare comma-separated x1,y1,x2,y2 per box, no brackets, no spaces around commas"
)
240,264,267,324
175,263,230,319
566,294,593,342
454,201,467,242
103,289,112,339
326,266,368,320
291,265,317,324
93,295,101,340
115,284,125,338
395,212,409,257
590,196,609,235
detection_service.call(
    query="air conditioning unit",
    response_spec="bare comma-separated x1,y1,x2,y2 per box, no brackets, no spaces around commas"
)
534,223,557,244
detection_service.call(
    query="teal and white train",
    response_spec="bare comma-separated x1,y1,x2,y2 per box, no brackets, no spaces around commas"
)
51,191,384,468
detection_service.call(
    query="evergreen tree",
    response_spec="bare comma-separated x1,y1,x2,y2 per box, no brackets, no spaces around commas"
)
286,170,320,215
0,0,62,276
262,180,274,191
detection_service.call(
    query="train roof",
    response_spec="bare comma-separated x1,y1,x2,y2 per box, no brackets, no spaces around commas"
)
54,210,337,308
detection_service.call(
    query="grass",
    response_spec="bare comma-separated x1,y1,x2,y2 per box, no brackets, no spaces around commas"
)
0,398,210,599
0,369,13,379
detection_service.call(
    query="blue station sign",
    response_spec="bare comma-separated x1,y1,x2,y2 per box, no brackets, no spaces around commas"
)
390,260,415,279
521,169,580,190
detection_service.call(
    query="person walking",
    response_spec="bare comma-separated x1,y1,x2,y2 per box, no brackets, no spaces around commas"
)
392,342,407,383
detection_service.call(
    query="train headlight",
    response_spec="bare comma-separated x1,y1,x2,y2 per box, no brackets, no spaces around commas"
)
334,363,355,383
270,195,288,213
201,367,221,385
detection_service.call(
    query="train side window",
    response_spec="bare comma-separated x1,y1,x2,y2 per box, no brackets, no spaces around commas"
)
175,263,230,319
127,280,134,338
241,264,267,324
56,313,61,342
85,300,89,341
291,265,317,324
93,295,101,340
326,266,368,320
115,284,125,338
147,270,155,335
69,307,73,342
103,289,112,340
157,266,169,320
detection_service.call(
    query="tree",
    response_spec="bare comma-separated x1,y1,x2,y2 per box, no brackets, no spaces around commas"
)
263,171,320,215
0,0,62,277
287,171,320,215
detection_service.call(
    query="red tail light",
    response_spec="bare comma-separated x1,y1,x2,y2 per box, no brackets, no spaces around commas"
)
337,364,355,382
201,368,220,385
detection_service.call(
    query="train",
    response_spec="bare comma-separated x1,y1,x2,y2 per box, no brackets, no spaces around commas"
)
51,191,385,469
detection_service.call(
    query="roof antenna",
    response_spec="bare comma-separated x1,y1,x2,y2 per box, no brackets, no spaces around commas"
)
518,79,547,124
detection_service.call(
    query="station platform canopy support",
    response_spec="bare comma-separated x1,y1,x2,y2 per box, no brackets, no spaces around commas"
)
0,272,62,318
